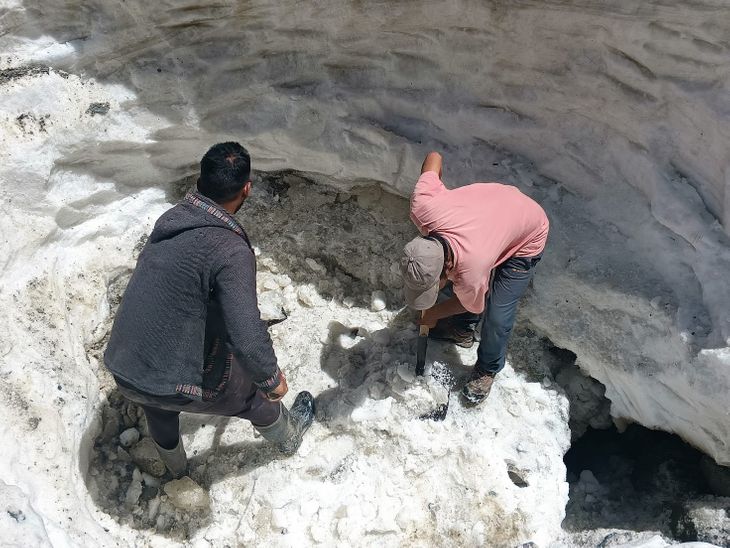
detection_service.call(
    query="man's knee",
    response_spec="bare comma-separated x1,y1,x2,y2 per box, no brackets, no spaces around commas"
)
486,308,516,338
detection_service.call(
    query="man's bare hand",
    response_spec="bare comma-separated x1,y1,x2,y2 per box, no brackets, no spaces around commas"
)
415,295,468,330
417,308,439,329
264,373,288,402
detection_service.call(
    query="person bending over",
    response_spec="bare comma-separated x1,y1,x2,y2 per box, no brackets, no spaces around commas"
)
104,142,314,478
400,151,549,405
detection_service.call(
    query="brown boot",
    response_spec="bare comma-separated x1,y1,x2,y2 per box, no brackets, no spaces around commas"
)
428,319,475,348
461,370,496,406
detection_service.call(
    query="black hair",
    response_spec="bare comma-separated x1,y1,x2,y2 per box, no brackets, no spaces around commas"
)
197,142,251,202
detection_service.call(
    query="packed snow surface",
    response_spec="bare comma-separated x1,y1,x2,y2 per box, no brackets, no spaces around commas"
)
1,0,729,546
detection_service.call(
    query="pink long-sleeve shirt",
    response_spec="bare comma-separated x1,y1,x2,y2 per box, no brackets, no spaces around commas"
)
410,171,549,313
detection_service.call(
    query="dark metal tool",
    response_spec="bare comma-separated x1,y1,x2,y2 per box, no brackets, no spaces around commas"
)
418,363,456,422
415,312,457,421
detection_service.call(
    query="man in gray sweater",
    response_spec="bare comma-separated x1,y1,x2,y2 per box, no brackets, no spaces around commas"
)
104,142,314,477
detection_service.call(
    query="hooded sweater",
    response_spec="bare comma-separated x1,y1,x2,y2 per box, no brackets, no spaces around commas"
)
104,192,281,398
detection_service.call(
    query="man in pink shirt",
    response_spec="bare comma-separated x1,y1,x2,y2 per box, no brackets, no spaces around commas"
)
400,151,549,404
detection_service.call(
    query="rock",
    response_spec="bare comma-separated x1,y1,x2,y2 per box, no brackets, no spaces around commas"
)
671,496,730,546
148,497,161,521
99,410,121,443
297,286,318,307
259,291,287,323
129,437,167,477
555,364,612,440
506,462,530,488
163,477,210,512
125,470,143,507
121,403,138,427
258,256,277,272
305,258,326,274
276,274,292,287
85,102,110,116
142,472,161,488
119,428,140,447
137,415,150,437
125,403,139,424
396,362,416,383
125,481,142,507
108,391,124,406
262,277,279,291
579,470,599,486
370,290,387,311
597,531,644,547
155,514,170,531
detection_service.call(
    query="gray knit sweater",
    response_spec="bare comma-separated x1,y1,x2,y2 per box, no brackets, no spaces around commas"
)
104,192,281,398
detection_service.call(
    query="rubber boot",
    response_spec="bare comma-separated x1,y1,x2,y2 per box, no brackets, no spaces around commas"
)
255,391,315,455
154,439,188,478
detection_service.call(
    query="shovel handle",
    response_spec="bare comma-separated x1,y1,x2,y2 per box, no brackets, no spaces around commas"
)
416,310,429,377
419,311,430,336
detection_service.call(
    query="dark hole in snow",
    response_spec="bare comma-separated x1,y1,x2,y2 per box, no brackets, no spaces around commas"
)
7,509,25,522
562,423,729,545
0,64,50,83
85,102,110,116
508,469,529,488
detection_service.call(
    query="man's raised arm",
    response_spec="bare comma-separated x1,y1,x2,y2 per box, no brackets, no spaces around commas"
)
421,151,443,177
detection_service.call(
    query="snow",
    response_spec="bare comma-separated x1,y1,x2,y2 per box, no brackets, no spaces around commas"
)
1,0,730,546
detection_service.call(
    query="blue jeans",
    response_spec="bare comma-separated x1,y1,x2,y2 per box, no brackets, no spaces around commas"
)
447,254,541,375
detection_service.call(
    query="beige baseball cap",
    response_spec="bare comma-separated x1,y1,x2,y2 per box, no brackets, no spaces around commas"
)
400,236,444,310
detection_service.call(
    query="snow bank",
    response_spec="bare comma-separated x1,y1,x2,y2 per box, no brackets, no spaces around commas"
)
1,0,729,545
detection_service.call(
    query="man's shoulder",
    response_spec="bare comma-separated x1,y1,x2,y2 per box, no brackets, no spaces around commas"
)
147,210,252,262
414,170,444,189
206,227,253,257
457,181,510,192
411,171,447,215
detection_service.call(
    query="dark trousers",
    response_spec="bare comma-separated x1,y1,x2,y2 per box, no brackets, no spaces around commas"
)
449,254,541,375
115,358,281,450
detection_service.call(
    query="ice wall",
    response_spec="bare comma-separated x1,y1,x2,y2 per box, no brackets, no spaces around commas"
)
1,0,729,545
12,0,728,458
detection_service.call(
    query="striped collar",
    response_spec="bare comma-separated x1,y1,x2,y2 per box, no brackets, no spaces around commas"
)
184,191,251,247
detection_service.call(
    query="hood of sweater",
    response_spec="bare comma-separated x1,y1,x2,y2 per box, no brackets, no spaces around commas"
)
150,192,249,245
